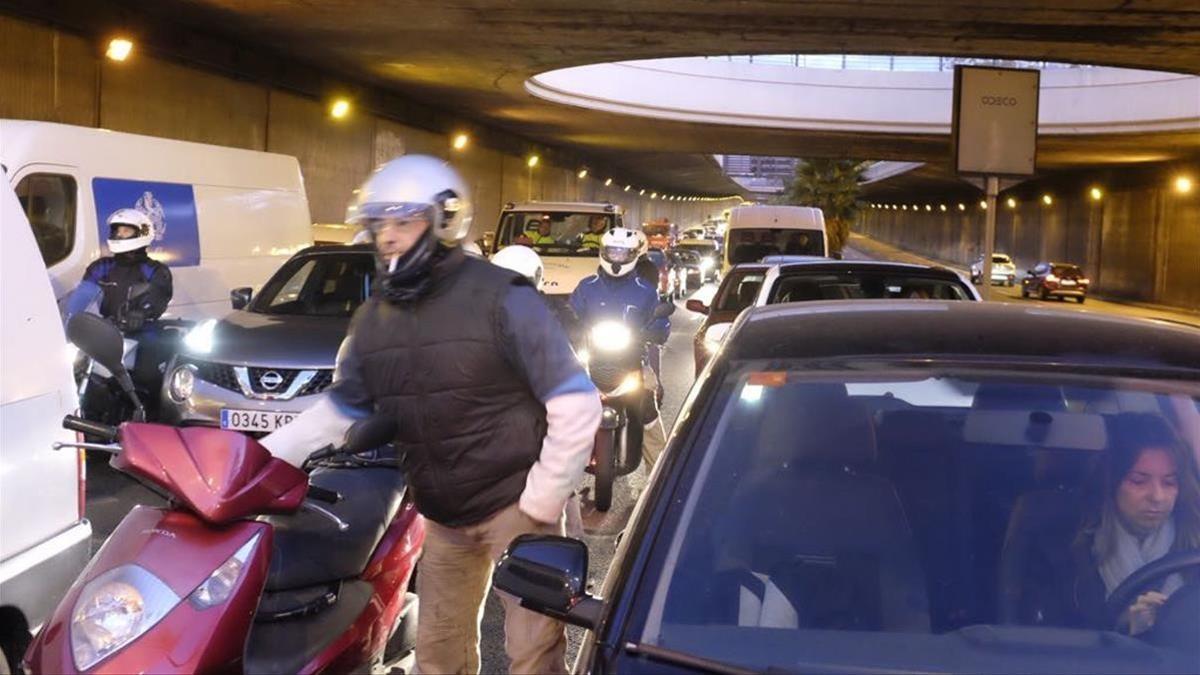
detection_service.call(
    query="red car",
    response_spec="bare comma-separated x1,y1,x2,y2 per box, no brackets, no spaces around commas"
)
1021,261,1090,303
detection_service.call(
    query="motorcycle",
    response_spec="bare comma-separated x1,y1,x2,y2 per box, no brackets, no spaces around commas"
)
26,315,425,674
577,302,673,511
71,284,191,427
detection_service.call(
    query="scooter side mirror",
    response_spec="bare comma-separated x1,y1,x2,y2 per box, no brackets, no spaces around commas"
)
652,302,675,320
231,287,253,311
342,415,398,454
67,313,129,384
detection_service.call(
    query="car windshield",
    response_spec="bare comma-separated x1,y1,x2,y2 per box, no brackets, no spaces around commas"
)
638,365,1200,672
251,253,374,317
497,211,614,256
729,228,824,263
769,270,972,301
994,255,1012,264
714,270,765,313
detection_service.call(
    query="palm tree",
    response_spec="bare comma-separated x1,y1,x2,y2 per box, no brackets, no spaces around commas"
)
784,159,866,255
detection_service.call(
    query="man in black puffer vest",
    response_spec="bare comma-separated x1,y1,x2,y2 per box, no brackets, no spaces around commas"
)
264,155,601,674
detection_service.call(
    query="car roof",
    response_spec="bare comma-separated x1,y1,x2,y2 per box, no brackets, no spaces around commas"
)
773,260,961,277
295,243,376,256
725,301,1200,373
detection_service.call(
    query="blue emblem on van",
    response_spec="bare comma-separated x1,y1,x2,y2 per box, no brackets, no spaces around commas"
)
93,178,201,267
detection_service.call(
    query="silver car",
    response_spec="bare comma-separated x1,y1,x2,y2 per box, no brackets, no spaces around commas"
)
160,245,375,434
971,253,1018,286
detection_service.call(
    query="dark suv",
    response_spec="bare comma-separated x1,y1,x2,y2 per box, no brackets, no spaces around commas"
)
1022,262,1090,303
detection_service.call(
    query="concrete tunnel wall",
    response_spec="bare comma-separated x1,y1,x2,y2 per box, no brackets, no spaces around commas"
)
0,15,739,244
855,163,1200,312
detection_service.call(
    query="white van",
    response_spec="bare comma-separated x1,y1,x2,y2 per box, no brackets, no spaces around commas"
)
0,179,91,668
724,205,827,270
489,201,624,297
1,120,313,319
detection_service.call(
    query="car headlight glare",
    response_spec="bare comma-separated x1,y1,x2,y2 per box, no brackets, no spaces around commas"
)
590,321,633,351
168,365,196,402
183,319,217,354
699,258,714,270
71,565,180,671
189,534,259,609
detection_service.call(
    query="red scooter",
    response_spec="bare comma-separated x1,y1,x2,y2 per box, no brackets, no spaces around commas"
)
24,314,425,674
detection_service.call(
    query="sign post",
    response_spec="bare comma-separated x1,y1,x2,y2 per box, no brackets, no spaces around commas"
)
952,66,1040,300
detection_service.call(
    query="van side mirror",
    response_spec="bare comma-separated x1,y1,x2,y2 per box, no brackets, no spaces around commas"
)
686,299,709,315
231,287,253,310
493,535,601,629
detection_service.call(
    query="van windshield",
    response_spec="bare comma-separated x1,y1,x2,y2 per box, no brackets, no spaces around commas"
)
729,228,824,263
497,211,615,257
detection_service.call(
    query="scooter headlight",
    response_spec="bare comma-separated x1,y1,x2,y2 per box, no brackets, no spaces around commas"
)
168,364,196,402
71,565,180,671
576,349,590,366
189,533,260,609
590,321,633,352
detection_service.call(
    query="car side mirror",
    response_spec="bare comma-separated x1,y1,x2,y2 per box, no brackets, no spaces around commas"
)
686,299,710,315
493,535,601,629
231,287,253,310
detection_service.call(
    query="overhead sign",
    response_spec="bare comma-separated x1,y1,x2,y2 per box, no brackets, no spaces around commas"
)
93,177,201,266
952,66,1040,177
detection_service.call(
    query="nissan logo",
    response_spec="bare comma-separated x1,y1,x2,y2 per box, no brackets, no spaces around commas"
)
259,370,284,391
981,95,1018,107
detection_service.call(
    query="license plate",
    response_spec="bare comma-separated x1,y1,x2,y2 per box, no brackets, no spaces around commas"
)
1062,280,1077,286
220,409,296,432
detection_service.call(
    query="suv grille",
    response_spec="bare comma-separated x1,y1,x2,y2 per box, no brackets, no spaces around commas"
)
187,359,240,393
300,370,335,396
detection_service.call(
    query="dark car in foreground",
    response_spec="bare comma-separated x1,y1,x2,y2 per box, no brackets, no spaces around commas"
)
161,244,374,433
1022,261,1090,303
496,302,1200,674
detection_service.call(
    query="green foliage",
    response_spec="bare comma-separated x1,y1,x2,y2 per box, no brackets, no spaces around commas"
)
783,159,866,254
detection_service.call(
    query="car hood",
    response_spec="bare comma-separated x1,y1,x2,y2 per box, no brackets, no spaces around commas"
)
196,311,350,369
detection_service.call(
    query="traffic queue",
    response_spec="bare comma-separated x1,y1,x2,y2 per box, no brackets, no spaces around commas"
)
2,142,1198,675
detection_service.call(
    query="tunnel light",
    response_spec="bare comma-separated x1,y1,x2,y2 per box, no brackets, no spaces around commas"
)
958,203,966,211
1006,197,1017,209
1175,176,1194,194
979,201,988,210
106,38,134,62
329,99,351,120
902,205,908,211
1090,186,1104,201
452,133,470,151
639,189,646,195
912,204,920,211
939,204,947,212
651,192,658,199
624,185,631,192
577,169,588,179
1042,194,1053,205
605,178,613,186
527,155,540,168
924,204,932,211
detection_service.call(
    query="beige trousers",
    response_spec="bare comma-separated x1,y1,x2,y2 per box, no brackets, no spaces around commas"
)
415,502,567,675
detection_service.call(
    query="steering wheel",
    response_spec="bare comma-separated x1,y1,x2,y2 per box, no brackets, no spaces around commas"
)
1104,549,1200,630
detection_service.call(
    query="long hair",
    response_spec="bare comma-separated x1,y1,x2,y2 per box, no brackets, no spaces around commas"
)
1080,412,1200,562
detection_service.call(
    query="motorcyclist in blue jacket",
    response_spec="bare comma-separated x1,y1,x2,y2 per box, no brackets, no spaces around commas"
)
570,227,670,469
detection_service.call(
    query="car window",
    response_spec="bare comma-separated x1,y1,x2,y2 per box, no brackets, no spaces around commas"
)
1052,264,1082,276
769,271,972,302
15,173,77,266
497,211,613,257
253,254,374,317
714,271,765,312
637,366,1200,672
993,255,1011,264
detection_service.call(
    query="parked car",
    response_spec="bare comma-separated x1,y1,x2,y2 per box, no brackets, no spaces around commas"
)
1022,261,1090,303
971,253,1018,286
754,260,981,306
495,301,1200,674
160,244,374,434
0,175,91,672
684,263,769,375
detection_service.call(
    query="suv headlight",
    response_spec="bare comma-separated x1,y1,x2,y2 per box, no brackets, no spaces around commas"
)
168,364,197,402
183,319,217,354
71,565,181,671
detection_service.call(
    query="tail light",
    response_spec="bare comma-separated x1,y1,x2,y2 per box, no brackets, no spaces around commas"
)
1044,274,1059,284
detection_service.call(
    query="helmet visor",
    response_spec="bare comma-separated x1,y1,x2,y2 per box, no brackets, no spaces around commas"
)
601,245,637,265
109,223,143,240
353,202,435,232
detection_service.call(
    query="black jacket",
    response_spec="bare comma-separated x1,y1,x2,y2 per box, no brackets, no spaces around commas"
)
80,251,173,323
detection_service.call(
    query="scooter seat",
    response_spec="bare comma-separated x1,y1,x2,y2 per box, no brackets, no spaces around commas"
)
262,466,405,591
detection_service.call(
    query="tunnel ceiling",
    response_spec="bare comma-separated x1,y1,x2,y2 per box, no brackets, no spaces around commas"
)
9,0,1200,196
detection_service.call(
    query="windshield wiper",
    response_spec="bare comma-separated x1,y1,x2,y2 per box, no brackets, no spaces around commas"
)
623,641,761,675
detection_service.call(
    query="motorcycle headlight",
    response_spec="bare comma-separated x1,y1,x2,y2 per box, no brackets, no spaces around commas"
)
609,371,642,398
71,565,181,671
183,319,217,354
590,321,633,352
576,349,590,366
699,258,714,271
168,364,196,402
189,534,260,609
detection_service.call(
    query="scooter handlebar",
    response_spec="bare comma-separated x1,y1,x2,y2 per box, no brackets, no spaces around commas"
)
63,415,118,443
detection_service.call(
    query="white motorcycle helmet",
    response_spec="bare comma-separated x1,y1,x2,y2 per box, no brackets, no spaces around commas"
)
106,208,155,254
599,228,640,278
349,154,474,243
491,245,544,290
633,229,650,258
